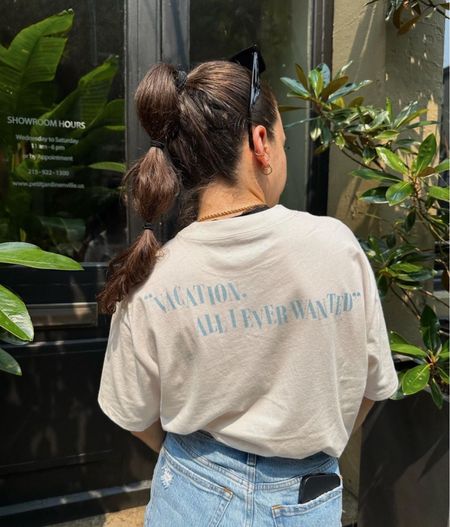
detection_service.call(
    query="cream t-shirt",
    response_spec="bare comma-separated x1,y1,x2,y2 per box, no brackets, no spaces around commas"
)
97,204,399,459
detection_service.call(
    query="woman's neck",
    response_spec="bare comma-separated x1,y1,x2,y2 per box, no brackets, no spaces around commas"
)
197,183,267,221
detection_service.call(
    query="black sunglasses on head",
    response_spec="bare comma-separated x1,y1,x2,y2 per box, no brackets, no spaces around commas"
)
228,44,266,150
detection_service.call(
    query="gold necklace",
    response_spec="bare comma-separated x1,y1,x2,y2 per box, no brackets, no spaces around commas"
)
197,203,268,222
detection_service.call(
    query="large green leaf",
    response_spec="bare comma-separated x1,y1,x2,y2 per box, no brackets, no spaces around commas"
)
427,186,450,202
350,168,401,183
78,98,124,137
328,80,372,102
404,209,416,231
405,119,439,130
417,167,440,178
0,10,72,72
413,134,437,175
280,77,311,98
0,242,83,269
65,123,124,161
321,76,349,101
348,96,365,107
0,10,74,145
390,262,424,273
392,100,422,128
316,63,331,86
438,351,450,362
0,284,33,341
420,305,441,354
386,181,414,205
357,187,389,203
0,327,30,346
334,60,353,79
390,267,435,283
438,366,449,384
361,146,377,164
429,378,443,409
0,348,22,376
389,330,428,358
374,130,399,142
31,55,119,138
89,161,125,173
385,96,393,121
435,159,449,173
308,68,323,97
365,111,389,132
438,339,449,360
395,281,422,291
395,138,421,152
295,64,309,89
401,363,430,394
310,123,322,141
376,146,409,174
389,371,407,400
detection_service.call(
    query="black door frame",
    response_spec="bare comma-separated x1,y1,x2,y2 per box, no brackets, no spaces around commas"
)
126,0,190,245
306,0,334,216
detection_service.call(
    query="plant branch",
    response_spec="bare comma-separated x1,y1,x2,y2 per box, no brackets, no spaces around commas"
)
417,288,450,307
390,284,422,319
403,289,424,318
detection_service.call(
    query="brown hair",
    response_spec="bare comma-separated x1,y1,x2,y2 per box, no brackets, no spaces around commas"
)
96,59,278,315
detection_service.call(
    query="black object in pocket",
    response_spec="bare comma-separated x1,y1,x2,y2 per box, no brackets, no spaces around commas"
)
298,473,342,504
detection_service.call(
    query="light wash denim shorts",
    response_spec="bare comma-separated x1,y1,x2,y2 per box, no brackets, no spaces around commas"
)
143,429,343,526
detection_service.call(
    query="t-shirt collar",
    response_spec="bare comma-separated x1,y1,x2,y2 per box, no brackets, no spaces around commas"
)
175,204,294,241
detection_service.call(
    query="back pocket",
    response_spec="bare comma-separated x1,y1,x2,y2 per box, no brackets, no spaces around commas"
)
145,447,234,527
271,474,343,527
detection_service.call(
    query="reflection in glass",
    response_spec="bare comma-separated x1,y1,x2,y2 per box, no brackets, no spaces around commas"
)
190,0,313,211
0,1,126,263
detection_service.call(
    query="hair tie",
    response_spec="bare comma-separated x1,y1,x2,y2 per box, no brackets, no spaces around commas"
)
142,222,155,230
149,138,165,149
175,70,187,91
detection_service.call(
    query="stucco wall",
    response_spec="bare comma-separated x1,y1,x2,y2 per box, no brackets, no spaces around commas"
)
329,0,445,510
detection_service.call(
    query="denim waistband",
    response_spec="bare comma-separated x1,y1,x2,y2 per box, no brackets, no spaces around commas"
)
161,429,337,491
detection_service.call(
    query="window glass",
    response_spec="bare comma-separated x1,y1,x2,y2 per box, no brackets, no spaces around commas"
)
190,0,313,211
0,1,126,263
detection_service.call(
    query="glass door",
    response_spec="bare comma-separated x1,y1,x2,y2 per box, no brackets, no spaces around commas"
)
189,0,314,212
0,1,158,524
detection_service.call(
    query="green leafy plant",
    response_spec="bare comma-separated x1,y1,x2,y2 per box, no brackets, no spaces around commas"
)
0,242,83,376
279,61,449,408
0,9,125,255
391,305,448,408
365,0,450,34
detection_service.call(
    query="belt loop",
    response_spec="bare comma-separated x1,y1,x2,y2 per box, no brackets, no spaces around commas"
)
247,453,257,466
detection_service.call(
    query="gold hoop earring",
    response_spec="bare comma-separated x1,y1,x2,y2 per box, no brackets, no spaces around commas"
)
262,164,272,175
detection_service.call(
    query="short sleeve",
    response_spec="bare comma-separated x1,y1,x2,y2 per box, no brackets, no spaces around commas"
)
97,297,161,432
357,244,399,401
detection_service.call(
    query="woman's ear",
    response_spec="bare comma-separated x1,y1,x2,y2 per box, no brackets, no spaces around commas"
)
252,124,269,162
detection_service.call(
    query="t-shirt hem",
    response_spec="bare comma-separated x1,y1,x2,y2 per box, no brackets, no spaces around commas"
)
97,395,159,432
364,379,399,401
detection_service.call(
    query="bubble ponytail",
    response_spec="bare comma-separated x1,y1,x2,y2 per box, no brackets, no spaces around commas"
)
97,64,181,314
